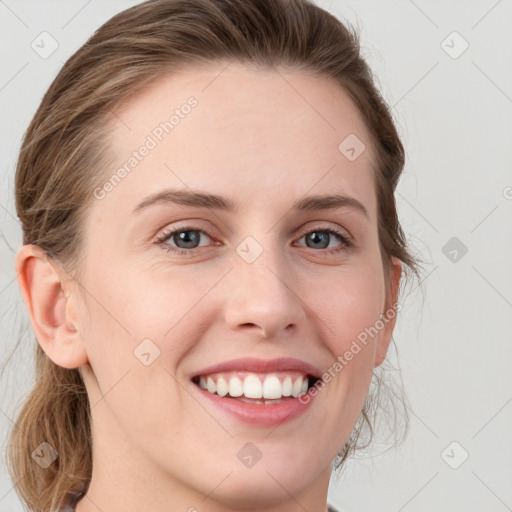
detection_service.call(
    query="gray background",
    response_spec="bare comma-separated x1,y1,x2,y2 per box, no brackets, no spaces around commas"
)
1,1,511,511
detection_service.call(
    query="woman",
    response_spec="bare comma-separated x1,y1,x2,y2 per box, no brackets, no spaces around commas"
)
7,0,421,511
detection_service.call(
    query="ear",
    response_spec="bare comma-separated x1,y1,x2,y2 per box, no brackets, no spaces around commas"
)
374,256,402,367
14,244,89,369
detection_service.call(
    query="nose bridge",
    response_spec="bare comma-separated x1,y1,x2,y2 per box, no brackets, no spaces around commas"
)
223,233,305,338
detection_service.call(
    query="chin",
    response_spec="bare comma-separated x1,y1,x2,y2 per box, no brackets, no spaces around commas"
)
208,471,311,510
217,449,322,503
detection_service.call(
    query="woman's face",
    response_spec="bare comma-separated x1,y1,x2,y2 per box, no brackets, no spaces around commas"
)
71,62,401,510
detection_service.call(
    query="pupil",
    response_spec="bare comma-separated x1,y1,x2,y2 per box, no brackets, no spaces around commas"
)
308,231,328,249
176,230,199,248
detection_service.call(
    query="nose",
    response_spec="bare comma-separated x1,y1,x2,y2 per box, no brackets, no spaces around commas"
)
223,244,307,340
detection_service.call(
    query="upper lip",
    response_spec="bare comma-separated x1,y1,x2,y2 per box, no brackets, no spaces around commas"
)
191,357,322,379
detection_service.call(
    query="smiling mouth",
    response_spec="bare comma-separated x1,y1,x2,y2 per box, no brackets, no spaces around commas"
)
191,372,321,404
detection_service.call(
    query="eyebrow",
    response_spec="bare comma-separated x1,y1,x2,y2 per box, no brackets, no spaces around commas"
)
132,189,369,220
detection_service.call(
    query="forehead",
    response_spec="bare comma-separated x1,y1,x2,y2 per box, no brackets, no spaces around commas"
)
97,62,378,220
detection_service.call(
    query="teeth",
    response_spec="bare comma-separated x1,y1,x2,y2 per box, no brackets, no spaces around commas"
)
197,372,310,400
216,377,229,397
244,374,262,398
262,375,282,399
207,377,216,394
228,376,243,397
282,376,292,396
291,377,303,398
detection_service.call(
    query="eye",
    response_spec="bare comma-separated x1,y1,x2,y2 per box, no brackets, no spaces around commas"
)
294,226,352,254
154,225,216,256
154,223,352,256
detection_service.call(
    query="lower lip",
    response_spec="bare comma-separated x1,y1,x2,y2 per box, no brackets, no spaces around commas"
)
193,384,316,427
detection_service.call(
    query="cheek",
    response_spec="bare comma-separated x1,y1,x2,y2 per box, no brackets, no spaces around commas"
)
79,264,221,375
76,273,189,436
307,262,385,406
315,264,385,354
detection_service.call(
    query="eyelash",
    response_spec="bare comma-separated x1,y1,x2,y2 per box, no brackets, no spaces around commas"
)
154,224,353,256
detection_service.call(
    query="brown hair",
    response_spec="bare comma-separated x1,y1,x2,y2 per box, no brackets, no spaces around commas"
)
5,0,423,509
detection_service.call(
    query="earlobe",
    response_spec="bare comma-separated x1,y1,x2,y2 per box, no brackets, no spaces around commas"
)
374,257,402,367
14,244,89,369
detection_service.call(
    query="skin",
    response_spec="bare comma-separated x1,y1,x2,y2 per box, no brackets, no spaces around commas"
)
16,62,401,512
